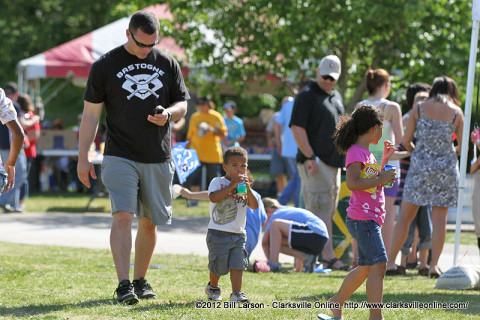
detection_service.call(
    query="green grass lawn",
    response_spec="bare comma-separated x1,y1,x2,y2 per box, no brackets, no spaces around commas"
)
445,229,478,246
0,243,478,320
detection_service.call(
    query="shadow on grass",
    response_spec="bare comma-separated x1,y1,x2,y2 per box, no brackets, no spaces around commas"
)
270,268,349,278
0,299,196,317
135,300,196,311
299,290,480,317
46,206,107,213
2,212,210,234
0,299,112,317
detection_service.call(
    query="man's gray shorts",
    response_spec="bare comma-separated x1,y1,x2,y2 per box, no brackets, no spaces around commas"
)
206,229,248,276
101,155,175,225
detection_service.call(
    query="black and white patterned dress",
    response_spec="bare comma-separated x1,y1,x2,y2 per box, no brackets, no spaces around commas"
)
403,105,459,207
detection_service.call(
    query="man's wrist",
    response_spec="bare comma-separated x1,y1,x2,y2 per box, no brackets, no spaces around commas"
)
165,110,172,122
306,154,316,160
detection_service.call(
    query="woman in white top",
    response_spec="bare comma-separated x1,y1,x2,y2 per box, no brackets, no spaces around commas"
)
356,69,403,253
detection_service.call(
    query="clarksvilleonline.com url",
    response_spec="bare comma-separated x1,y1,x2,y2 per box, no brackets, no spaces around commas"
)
343,301,469,310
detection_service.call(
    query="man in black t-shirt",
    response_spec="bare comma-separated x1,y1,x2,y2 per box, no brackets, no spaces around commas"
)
290,55,348,271
78,11,189,305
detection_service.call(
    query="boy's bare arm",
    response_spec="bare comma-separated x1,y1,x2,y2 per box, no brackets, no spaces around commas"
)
209,184,236,203
180,188,209,200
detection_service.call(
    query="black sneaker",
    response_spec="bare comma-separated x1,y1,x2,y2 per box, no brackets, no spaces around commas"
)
133,278,157,299
114,280,139,305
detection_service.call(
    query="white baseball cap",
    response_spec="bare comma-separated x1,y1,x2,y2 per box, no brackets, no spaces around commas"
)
318,55,341,81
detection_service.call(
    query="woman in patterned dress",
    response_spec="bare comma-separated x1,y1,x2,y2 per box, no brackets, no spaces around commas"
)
386,76,463,277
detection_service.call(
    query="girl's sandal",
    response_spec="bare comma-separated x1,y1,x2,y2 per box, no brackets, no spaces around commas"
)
385,265,406,276
418,267,429,277
322,258,349,271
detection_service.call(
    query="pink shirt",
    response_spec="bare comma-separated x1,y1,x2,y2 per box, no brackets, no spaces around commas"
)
346,144,386,226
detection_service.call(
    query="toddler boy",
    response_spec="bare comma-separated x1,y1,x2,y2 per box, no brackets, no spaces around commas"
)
205,146,258,303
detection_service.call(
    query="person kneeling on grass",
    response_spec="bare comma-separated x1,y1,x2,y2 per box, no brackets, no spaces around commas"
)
261,197,329,273
205,146,258,303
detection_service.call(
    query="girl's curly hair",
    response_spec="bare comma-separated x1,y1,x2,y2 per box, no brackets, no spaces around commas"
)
333,104,384,154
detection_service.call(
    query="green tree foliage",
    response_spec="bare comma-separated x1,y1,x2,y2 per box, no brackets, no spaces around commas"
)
0,0,146,126
1,1,475,124
0,0,130,84
165,0,473,111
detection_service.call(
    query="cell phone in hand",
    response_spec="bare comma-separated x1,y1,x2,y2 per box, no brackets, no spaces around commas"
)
151,106,165,116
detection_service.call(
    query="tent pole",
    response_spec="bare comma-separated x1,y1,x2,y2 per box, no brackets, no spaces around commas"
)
18,68,24,95
454,15,479,265
43,78,72,105
39,79,57,96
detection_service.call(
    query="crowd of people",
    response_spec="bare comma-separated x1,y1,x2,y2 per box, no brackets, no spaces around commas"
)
2,7,477,318
182,63,468,318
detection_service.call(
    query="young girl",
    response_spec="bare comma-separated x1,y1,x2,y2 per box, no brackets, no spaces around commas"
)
321,105,395,320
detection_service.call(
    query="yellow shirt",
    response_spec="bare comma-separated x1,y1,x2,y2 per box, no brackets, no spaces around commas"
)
187,110,227,163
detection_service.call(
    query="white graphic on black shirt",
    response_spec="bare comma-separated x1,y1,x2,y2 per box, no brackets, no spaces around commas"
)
122,73,163,100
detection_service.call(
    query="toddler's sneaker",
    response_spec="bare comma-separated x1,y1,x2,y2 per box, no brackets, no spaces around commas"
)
205,282,222,301
114,280,139,305
230,291,249,303
133,278,157,299
267,261,282,272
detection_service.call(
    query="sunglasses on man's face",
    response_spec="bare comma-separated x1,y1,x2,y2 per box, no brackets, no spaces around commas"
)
129,29,158,48
321,75,336,82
